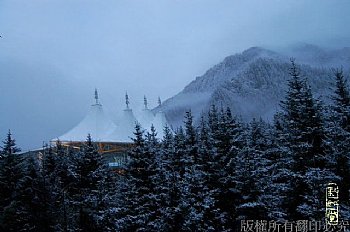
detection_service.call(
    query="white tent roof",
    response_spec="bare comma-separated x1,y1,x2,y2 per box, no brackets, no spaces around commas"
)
56,103,117,142
150,111,171,138
103,108,138,143
138,108,155,130
54,89,117,142
53,91,172,143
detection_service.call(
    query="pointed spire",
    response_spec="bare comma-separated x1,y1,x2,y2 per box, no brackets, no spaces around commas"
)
125,92,130,109
144,95,148,109
94,88,99,104
158,96,162,107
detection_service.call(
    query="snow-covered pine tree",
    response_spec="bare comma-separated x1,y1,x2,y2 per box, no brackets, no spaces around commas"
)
0,130,21,158
206,105,220,190
70,134,108,231
149,125,187,231
331,69,350,196
332,69,350,131
260,112,294,221
234,118,268,220
146,124,159,147
208,105,219,137
14,156,52,231
166,126,187,231
180,110,215,231
280,60,313,219
52,140,77,231
150,125,179,231
116,123,158,231
225,107,245,155
207,107,237,230
197,115,224,231
41,144,57,182
325,68,350,216
280,59,335,220
144,124,174,231
174,126,186,179
0,130,25,231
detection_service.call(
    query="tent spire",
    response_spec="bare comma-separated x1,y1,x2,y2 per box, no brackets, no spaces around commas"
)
94,88,99,104
158,96,162,107
125,92,130,109
144,95,148,109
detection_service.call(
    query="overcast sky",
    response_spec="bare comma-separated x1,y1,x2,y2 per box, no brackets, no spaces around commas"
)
1,0,350,150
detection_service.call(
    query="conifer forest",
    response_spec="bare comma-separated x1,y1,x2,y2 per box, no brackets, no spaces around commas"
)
1,60,350,231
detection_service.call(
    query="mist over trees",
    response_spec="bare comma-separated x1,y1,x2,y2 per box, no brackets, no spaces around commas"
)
0,60,349,231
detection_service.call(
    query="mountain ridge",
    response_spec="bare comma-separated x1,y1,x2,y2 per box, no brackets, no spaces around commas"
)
154,45,350,128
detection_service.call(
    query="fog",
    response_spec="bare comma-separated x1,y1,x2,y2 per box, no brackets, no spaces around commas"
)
1,0,350,150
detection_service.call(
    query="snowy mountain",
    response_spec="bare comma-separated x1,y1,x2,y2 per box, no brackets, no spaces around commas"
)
154,45,350,127
285,44,350,68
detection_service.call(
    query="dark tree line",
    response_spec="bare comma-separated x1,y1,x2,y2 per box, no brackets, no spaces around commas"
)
0,60,349,231
0,133,114,231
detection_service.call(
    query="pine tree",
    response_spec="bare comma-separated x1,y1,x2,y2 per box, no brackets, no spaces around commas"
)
179,111,216,231
0,130,24,231
174,126,186,178
326,69,350,214
0,130,21,157
53,140,76,231
150,125,177,231
167,126,187,231
332,69,350,129
234,118,268,220
261,112,294,221
71,134,106,231
14,157,52,231
116,123,158,231
279,59,334,220
146,124,159,147
208,107,244,230
42,144,57,181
